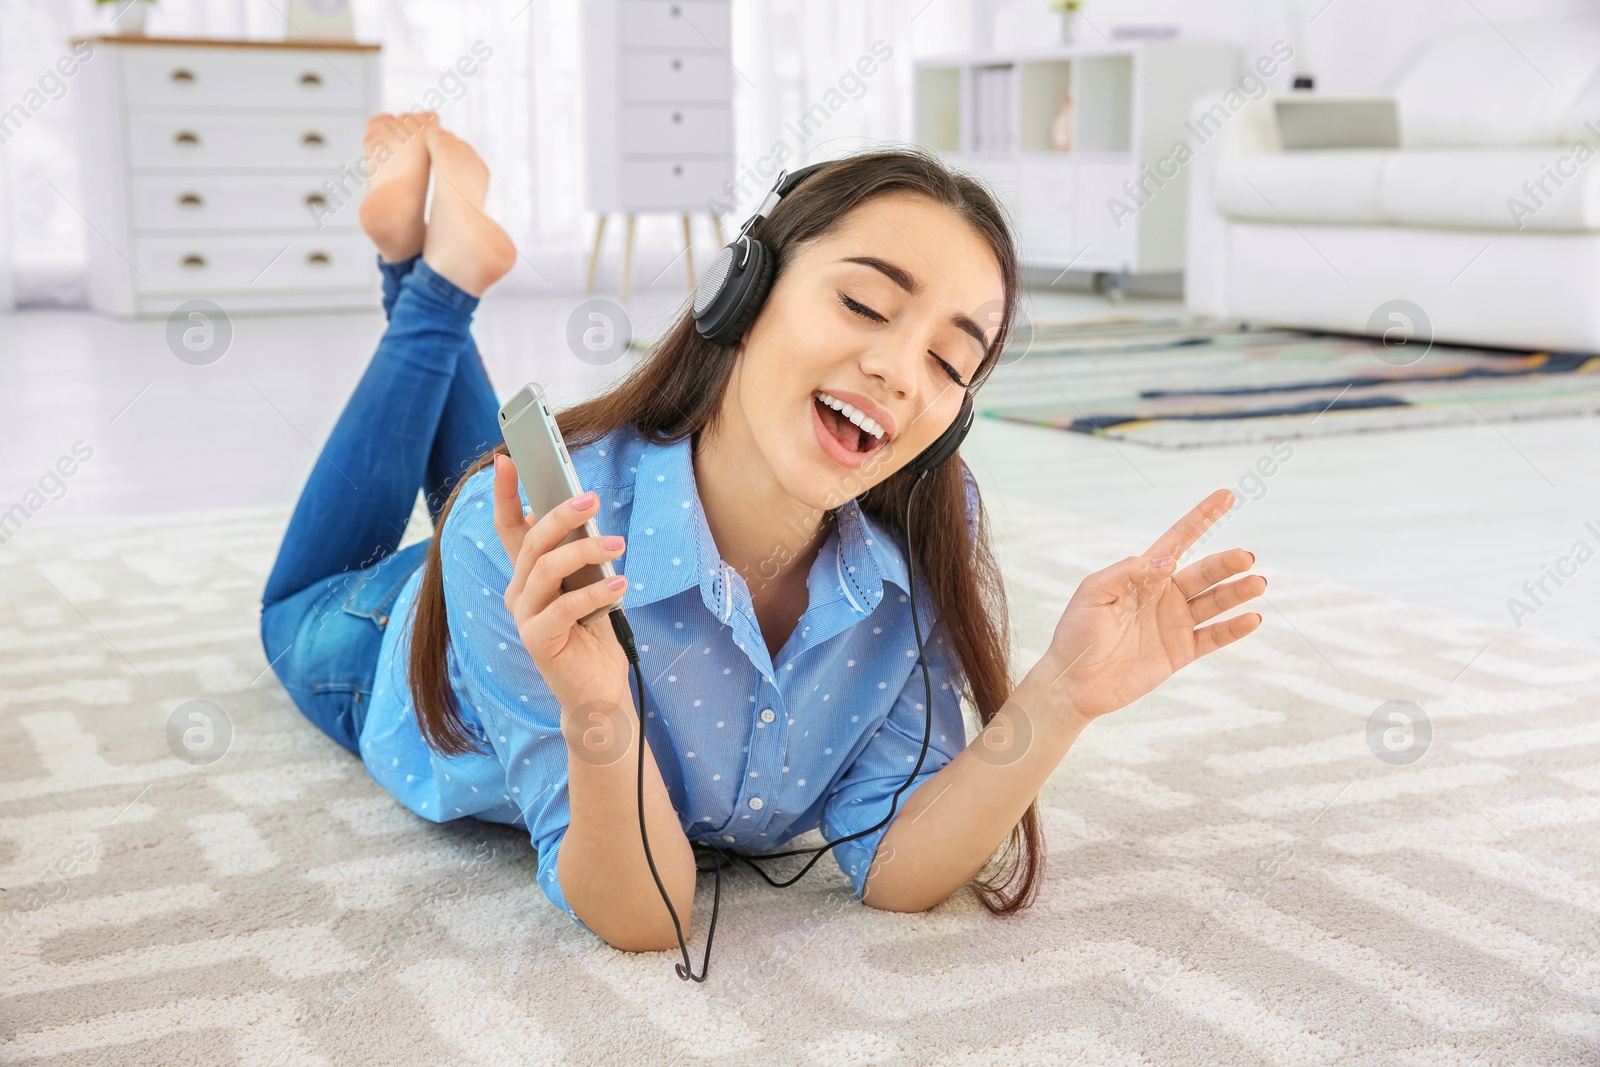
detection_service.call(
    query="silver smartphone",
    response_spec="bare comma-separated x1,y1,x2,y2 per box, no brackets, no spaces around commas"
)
498,383,618,626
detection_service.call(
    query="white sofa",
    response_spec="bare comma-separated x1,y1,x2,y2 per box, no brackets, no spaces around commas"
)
1186,16,1600,352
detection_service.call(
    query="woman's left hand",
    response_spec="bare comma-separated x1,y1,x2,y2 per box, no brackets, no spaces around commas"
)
1032,488,1266,727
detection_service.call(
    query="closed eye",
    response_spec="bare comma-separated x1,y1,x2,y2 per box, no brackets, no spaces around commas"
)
837,291,886,324
836,292,969,388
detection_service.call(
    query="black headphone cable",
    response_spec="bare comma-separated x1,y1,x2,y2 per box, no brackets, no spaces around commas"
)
613,471,938,981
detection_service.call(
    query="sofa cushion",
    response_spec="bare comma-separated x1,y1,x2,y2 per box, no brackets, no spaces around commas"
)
1382,149,1600,232
1214,151,1387,225
1214,148,1600,232
1394,15,1600,147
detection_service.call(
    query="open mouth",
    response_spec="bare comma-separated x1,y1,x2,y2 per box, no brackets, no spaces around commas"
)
812,390,890,460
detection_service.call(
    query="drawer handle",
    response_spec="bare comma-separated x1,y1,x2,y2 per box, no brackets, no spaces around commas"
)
173,130,201,147
672,163,683,176
306,251,332,267
177,192,205,209
298,71,323,88
170,68,196,84
301,131,326,148
671,111,683,123
180,254,208,270
670,57,683,71
304,192,329,208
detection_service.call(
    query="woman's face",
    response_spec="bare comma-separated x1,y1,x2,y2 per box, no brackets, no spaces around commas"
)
727,191,1006,511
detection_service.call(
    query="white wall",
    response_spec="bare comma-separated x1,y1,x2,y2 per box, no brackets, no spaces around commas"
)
6,0,1597,306
971,0,1600,94
720,0,1600,249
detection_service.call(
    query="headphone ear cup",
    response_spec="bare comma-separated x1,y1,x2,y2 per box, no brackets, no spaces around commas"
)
714,244,776,345
691,244,737,323
903,393,974,479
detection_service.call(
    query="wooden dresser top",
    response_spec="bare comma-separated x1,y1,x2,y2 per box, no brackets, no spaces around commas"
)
71,35,381,52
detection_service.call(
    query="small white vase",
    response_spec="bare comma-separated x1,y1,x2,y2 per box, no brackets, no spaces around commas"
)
1052,91,1076,152
113,0,148,36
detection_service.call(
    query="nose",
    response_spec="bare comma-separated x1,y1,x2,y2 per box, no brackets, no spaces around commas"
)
856,327,922,402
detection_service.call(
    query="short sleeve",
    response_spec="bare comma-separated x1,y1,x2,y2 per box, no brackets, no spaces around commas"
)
440,469,592,934
821,616,968,903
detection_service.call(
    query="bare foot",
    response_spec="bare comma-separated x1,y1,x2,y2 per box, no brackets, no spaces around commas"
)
358,111,435,262
421,127,517,297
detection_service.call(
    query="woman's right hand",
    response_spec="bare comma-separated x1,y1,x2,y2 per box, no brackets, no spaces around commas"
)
491,452,630,712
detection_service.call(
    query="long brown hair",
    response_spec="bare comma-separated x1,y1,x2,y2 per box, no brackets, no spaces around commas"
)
408,147,1042,916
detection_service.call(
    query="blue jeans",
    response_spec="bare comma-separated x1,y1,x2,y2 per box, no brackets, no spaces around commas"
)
259,257,502,754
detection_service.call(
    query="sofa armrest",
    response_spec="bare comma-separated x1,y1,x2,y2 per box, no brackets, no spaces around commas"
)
1185,91,1279,318
1183,92,1399,318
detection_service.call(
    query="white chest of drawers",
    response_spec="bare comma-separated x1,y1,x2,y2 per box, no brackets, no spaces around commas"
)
582,0,734,212
580,1,735,299
74,36,382,318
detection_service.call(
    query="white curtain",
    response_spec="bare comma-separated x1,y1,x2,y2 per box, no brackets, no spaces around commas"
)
0,0,961,307
730,0,918,212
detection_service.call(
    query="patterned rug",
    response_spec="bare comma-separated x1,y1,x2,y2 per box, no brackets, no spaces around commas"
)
983,320,1600,449
2,499,1598,1066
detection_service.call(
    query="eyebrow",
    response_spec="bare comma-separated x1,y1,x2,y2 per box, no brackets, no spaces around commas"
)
841,256,992,354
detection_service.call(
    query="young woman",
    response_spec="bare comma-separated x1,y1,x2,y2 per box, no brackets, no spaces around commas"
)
260,115,1266,959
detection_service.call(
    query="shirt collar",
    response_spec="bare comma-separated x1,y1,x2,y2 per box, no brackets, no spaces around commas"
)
620,433,912,624
830,493,910,612
621,434,713,611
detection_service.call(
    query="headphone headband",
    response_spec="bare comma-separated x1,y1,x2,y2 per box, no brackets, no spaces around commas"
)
733,163,828,243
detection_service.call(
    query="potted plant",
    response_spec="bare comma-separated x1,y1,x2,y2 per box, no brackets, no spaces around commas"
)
96,0,155,36
1048,0,1084,45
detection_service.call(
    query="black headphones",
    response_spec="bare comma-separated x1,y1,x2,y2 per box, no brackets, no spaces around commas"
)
691,163,976,481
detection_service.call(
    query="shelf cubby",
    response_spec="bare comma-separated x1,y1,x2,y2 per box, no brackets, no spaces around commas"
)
1018,59,1074,153
1075,54,1133,152
916,65,961,153
914,42,1240,276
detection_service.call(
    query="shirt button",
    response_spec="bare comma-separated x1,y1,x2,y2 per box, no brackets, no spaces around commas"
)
748,796,764,810
760,708,776,723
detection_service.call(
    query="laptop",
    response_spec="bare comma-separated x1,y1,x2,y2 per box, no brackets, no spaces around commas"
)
1275,96,1401,150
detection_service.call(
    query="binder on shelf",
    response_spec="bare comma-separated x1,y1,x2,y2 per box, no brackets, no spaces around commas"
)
972,64,1015,153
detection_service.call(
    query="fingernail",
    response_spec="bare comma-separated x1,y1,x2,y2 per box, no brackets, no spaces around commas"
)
1248,551,1257,566
572,492,596,509
602,535,624,550
1152,555,1174,568
607,575,627,590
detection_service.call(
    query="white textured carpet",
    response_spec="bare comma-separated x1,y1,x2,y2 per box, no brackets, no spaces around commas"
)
2,498,1598,1066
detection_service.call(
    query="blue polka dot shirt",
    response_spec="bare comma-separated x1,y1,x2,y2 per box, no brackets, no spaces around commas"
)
361,424,971,933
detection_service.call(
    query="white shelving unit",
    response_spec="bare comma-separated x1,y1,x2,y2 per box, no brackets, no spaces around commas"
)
916,41,1237,289
581,0,735,300
74,36,382,318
